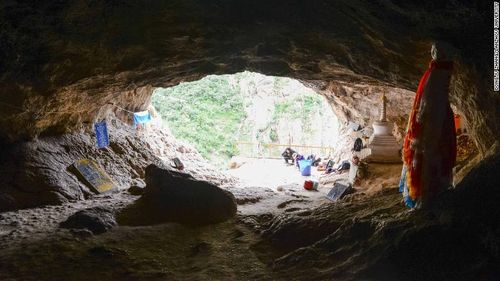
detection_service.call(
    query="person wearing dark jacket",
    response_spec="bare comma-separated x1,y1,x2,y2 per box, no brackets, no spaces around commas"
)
281,147,296,164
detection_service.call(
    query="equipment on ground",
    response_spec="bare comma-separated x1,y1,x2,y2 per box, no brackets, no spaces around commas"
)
326,180,352,202
71,159,117,194
298,159,312,176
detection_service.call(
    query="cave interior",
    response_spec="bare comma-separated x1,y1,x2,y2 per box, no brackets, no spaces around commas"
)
0,1,499,281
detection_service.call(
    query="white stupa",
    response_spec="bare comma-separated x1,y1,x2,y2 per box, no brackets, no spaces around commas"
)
367,93,402,163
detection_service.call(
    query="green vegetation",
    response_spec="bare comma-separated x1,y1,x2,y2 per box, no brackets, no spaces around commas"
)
152,72,333,167
273,95,322,120
152,76,245,166
271,94,323,135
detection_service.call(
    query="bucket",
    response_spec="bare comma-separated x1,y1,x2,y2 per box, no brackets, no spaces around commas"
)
312,181,319,190
304,180,313,190
298,160,312,176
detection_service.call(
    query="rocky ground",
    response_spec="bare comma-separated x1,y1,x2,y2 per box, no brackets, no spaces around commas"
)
2,162,497,281
0,149,418,281
0,158,337,249
0,140,406,280
0,124,498,281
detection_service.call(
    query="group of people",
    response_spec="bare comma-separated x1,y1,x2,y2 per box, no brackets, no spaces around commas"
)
282,147,351,175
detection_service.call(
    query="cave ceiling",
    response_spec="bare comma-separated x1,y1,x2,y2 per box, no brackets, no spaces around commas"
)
0,1,496,154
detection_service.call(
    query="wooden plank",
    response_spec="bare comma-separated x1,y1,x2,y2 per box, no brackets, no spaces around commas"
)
236,141,335,158
72,159,117,194
236,141,334,150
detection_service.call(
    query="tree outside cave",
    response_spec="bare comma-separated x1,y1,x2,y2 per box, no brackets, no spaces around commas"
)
152,72,339,168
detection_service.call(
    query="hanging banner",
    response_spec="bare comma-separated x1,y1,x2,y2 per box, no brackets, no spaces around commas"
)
133,110,152,126
94,121,109,148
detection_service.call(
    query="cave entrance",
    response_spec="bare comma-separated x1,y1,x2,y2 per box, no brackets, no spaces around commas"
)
150,72,479,201
151,71,341,188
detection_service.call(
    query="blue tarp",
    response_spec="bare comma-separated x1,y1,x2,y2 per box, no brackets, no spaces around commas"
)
94,121,109,149
133,110,152,126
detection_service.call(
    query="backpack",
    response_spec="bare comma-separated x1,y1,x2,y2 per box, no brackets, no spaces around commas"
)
326,160,334,170
337,160,350,171
353,138,363,152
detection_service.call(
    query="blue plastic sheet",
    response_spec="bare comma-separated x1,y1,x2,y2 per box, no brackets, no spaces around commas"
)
133,110,152,126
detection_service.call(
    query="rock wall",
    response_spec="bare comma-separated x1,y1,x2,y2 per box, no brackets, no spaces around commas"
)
318,81,414,138
0,117,234,212
450,62,500,155
0,1,496,158
0,1,496,213
0,125,154,211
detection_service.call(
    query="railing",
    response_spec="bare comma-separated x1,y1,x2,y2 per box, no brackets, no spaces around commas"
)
235,141,335,159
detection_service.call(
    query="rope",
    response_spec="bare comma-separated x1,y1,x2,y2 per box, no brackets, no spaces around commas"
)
0,101,143,121
0,101,139,115
45,108,89,114
108,102,136,114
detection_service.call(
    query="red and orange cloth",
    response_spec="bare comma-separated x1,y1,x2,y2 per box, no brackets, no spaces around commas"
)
400,60,456,207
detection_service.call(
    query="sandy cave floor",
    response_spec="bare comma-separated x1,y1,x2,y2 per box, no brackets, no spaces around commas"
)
0,159,404,281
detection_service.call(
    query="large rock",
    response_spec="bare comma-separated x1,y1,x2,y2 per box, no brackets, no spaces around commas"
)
60,207,117,235
120,164,237,226
128,178,146,196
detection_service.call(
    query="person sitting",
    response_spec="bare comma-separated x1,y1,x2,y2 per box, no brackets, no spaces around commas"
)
306,154,322,167
325,159,335,170
336,160,351,172
323,160,335,174
325,160,350,174
281,147,296,164
293,153,304,169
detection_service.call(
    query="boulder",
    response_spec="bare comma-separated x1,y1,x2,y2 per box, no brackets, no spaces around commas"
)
122,164,237,225
60,207,117,235
128,185,144,196
128,178,146,195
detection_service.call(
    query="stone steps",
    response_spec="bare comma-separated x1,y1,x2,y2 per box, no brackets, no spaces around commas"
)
367,131,402,163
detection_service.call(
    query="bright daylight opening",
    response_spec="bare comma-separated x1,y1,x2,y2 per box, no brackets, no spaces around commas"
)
152,72,341,189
